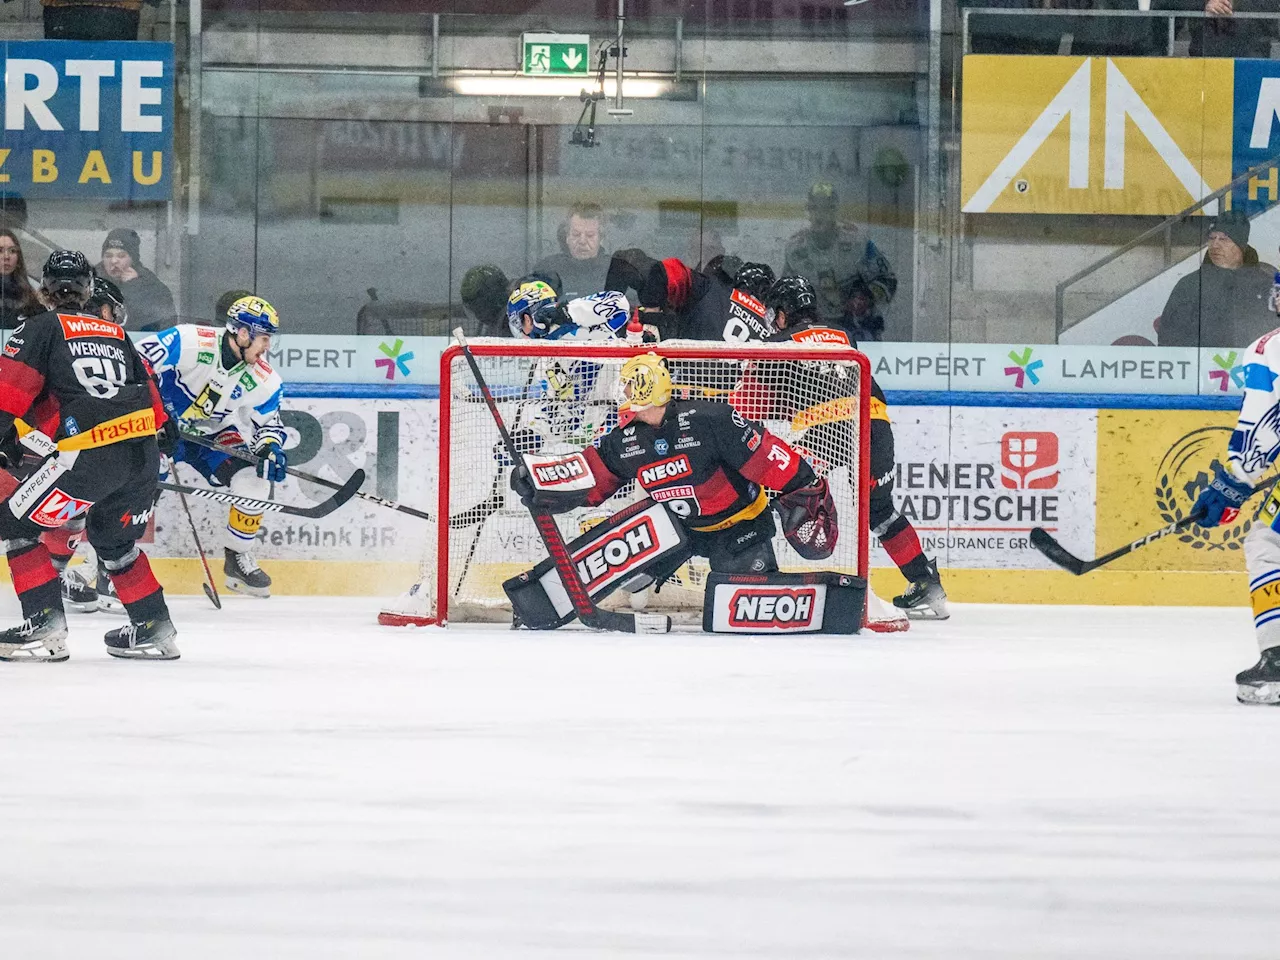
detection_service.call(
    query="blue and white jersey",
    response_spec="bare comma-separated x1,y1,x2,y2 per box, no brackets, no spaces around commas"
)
543,291,630,341
1231,325,1280,484
136,323,286,448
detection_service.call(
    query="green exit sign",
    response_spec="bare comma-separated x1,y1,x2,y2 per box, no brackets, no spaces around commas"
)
521,33,591,77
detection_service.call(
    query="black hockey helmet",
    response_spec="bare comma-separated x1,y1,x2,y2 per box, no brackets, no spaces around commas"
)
705,253,742,286
85,272,129,327
41,249,93,306
764,274,818,326
734,262,776,301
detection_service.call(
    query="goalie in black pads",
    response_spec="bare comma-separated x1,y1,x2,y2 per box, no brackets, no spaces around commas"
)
505,353,863,632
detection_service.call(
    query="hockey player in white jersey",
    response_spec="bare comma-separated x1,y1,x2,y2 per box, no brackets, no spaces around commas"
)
135,296,288,597
1193,320,1280,703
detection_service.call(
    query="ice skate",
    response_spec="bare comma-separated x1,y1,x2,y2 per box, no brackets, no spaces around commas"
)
893,559,949,620
1236,646,1280,704
104,617,180,660
0,608,69,662
224,548,271,598
94,563,125,616
61,566,99,614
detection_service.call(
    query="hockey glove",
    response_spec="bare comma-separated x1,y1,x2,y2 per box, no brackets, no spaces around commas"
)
157,416,180,458
510,463,538,509
1192,464,1252,527
0,425,22,471
776,477,838,561
254,439,288,484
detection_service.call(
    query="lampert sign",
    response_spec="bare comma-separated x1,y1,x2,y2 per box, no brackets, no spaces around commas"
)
0,41,174,200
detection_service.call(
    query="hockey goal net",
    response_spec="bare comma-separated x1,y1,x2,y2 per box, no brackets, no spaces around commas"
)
380,339,906,630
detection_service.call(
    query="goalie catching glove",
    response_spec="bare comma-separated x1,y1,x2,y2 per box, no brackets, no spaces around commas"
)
775,476,838,560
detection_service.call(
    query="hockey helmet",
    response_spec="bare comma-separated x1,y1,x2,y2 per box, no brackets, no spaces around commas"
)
41,250,93,306
506,278,559,338
734,262,776,301
84,273,129,327
619,352,672,411
226,295,280,339
764,275,818,329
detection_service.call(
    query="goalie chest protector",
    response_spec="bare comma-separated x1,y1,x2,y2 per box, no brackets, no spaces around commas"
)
702,571,866,635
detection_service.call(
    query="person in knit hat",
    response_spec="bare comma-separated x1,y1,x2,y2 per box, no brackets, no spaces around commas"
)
1158,209,1277,349
97,228,175,331
42,0,152,42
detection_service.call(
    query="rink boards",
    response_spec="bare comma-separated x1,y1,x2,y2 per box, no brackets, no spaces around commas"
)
3,390,1256,607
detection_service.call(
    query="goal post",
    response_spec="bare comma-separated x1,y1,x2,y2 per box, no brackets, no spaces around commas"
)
379,338,903,630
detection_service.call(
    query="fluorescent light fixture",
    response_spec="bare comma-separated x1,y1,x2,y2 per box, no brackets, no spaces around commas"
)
440,75,695,100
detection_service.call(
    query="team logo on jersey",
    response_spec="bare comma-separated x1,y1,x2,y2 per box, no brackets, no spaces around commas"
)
727,588,817,629
790,328,850,346
730,288,766,316
654,438,669,455
29,488,93,528
197,351,215,365
59,316,125,341
239,371,257,391
571,517,660,591
638,455,692,488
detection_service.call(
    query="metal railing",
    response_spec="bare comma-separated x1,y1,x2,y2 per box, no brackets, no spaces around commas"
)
1053,155,1280,340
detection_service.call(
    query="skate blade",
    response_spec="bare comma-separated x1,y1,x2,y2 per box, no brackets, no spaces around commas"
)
96,597,127,617
0,635,69,662
225,578,270,599
904,605,950,621
106,639,180,661
1237,681,1280,705
64,598,99,614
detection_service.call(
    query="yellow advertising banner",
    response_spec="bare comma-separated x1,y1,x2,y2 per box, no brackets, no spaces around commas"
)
961,56,1235,215
1095,410,1276,582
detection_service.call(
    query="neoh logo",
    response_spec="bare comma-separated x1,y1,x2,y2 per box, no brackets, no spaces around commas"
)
573,518,658,590
533,455,587,486
639,455,691,488
728,588,816,629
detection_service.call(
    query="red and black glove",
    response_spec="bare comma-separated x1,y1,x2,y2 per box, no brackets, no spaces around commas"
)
776,477,838,561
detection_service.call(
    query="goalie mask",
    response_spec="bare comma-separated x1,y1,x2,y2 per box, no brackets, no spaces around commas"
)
507,279,559,338
619,352,672,412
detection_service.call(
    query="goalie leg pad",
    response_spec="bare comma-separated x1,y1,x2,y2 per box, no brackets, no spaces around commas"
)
504,498,692,629
702,571,867,635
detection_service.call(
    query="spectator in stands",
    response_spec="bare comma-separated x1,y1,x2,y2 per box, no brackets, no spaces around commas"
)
1158,210,1276,349
533,202,611,297
40,0,154,40
459,264,511,338
784,182,897,328
0,229,42,325
97,228,175,331
0,193,28,233
1154,0,1280,58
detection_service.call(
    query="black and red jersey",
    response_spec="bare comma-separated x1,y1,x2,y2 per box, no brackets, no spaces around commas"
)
585,400,815,531
0,309,166,443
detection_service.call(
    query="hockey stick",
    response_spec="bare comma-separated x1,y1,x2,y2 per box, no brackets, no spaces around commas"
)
164,455,221,609
176,430,434,523
157,468,364,519
452,329,670,634
1030,479,1273,575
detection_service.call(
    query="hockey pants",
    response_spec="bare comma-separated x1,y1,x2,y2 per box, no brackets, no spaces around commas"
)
168,427,269,552
1246,516,1280,654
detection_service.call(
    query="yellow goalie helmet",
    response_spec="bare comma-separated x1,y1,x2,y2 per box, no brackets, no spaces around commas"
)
619,352,672,411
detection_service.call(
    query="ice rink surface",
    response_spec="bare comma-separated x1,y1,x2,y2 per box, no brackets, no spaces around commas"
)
0,596,1276,959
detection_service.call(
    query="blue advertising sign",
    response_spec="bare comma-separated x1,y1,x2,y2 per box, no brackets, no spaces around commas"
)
0,40,174,200
1232,58,1280,216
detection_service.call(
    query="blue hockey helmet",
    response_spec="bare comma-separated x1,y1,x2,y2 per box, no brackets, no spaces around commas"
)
226,295,280,339
506,278,559,338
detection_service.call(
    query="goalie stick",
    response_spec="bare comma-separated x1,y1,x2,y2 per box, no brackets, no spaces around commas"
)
452,329,671,634
157,468,364,519
1030,479,1274,575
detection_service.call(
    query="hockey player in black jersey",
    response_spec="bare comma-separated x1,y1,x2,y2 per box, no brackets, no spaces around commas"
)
604,248,773,343
511,352,838,575
763,275,948,620
0,251,178,661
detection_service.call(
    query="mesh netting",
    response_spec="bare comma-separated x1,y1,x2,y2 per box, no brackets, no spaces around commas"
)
379,339,869,627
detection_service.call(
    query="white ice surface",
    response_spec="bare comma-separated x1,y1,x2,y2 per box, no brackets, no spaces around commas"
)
0,598,1275,959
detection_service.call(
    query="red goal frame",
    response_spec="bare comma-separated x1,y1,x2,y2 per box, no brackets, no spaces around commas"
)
436,341,872,627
